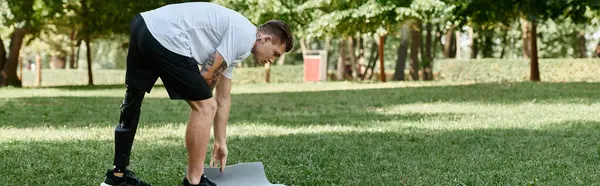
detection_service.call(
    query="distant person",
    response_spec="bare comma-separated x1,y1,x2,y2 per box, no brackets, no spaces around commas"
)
596,42,600,57
99,2,293,186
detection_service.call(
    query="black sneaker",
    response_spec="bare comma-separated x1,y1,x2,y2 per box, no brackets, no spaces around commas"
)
182,174,216,186
101,168,151,186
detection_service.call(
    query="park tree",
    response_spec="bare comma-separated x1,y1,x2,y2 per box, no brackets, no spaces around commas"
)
213,0,413,82
447,0,516,59
393,0,451,81
212,0,310,82
515,0,594,81
302,0,381,81
54,0,197,85
0,0,197,87
594,6,600,57
568,1,600,58
301,0,412,82
416,0,452,80
76,0,185,85
0,0,54,87
214,0,416,82
449,0,594,81
280,0,381,81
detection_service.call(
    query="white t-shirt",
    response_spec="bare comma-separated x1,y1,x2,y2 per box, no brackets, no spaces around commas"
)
140,2,256,79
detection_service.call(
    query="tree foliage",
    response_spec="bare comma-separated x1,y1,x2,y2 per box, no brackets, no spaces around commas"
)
213,0,412,38
0,0,61,87
300,0,412,38
3,0,600,86
449,0,598,27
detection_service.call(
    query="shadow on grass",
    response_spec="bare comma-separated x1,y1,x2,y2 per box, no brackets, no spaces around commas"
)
241,81,600,104
2,82,599,128
2,120,599,185
34,84,127,90
33,84,166,90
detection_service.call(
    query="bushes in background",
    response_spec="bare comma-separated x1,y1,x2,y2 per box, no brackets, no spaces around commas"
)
19,59,600,87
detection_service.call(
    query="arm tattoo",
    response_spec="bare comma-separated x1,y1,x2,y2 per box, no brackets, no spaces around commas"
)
212,61,228,80
201,60,228,90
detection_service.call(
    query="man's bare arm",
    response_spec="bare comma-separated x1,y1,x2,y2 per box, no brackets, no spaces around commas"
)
213,75,231,144
200,52,229,90
209,74,232,172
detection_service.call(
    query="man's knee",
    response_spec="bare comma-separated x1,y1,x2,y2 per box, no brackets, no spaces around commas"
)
187,98,217,114
123,87,145,106
119,87,146,129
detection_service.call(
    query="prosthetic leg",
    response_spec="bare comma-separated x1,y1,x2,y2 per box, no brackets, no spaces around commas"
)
113,87,146,168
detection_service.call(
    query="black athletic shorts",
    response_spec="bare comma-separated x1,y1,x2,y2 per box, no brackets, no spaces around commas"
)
125,14,212,101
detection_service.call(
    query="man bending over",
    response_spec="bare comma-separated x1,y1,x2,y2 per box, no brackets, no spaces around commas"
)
100,2,293,186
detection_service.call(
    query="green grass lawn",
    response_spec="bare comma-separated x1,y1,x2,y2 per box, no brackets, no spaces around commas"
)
1,81,600,185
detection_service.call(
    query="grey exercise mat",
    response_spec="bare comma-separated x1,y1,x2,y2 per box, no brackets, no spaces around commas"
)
189,162,285,186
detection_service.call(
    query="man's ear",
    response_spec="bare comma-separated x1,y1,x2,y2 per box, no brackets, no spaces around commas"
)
260,35,273,43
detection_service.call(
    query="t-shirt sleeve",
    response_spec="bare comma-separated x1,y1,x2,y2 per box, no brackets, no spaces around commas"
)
215,24,238,68
216,24,255,79
222,62,236,79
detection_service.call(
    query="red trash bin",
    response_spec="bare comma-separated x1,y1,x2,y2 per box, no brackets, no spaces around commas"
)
303,50,328,82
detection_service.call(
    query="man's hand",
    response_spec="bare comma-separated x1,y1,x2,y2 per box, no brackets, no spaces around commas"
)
200,68,216,86
207,52,232,173
209,142,228,172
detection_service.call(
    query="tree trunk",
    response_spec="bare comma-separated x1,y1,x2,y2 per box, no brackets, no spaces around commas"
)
500,29,509,58
324,35,331,77
2,28,27,87
85,39,93,85
578,31,586,58
0,36,6,88
410,23,421,81
367,50,378,80
0,36,6,72
336,39,346,81
455,30,461,59
444,25,455,58
264,62,270,83
450,31,457,57
347,36,358,80
424,22,433,80
276,53,285,65
324,36,332,53
595,40,600,57
431,25,444,58
420,24,426,65
0,47,4,86
394,24,410,81
300,36,308,57
82,0,93,85
35,54,41,87
482,29,494,58
530,18,540,81
362,39,378,80
75,39,81,68
69,29,77,69
378,35,387,82
357,35,366,78
522,18,531,59
470,27,478,59
18,57,23,81
436,24,443,57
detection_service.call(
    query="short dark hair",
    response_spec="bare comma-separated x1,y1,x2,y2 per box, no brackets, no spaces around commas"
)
258,20,294,52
